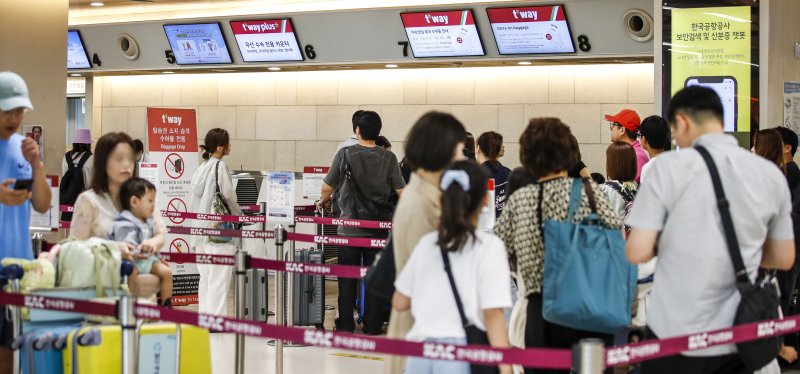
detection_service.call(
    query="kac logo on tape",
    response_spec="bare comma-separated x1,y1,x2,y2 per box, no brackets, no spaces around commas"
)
199,314,225,331
687,331,732,350
758,320,797,337
424,343,456,360
371,239,386,248
305,330,334,347
606,343,661,366
24,296,45,309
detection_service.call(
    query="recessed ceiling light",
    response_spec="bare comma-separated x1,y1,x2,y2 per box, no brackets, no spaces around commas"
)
162,71,175,74
268,67,281,71
90,1,104,6
70,74,82,77
385,64,399,68
518,61,532,65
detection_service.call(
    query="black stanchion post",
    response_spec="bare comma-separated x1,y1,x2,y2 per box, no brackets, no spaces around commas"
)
573,338,604,374
31,232,44,258
234,247,250,374
119,294,137,374
274,224,286,374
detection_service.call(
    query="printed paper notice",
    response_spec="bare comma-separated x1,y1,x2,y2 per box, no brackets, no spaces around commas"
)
267,172,295,224
139,163,159,187
784,82,800,134
302,166,329,199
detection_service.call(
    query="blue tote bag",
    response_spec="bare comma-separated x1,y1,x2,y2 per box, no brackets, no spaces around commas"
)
541,178,637,334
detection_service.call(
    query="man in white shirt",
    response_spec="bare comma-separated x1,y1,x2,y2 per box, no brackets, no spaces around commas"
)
626,86,795,373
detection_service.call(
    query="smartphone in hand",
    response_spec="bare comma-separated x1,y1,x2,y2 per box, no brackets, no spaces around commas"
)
12,179,33,191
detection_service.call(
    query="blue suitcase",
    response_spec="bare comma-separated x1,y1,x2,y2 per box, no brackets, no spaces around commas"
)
15,324,76,374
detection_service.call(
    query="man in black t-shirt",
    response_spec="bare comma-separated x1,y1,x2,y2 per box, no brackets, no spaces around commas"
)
318,111,405,335
777,127,800,194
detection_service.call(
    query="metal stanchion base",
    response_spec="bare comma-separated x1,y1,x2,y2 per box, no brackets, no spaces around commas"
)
268,310,276,316
324,304,335,311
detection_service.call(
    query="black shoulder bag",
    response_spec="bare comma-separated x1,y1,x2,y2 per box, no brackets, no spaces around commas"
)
342,147,393,222
365,234,395,300
696,146,781,371
440,249,498,374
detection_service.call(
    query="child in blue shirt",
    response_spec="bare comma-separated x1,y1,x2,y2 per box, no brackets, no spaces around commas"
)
108,177,173,306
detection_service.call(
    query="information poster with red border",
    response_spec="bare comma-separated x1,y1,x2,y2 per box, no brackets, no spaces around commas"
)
400,10,485,58
486,5,575,54
147,108,200,306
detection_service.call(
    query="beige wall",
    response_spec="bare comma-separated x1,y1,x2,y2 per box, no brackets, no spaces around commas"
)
0,0,68,176
766,0,800,128
94,64,654,175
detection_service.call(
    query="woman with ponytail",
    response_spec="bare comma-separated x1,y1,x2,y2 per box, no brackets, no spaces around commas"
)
191,128,242,315
393,161,513,374
477,131,512,218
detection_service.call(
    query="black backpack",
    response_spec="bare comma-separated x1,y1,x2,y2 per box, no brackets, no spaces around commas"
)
60,151,92,221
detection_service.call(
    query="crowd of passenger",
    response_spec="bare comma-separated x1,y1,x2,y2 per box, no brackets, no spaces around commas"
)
0,68,799,374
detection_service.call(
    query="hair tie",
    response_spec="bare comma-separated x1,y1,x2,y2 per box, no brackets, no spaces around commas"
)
440,170,470,191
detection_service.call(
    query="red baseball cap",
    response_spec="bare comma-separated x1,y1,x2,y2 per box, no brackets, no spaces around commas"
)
605,109,641,132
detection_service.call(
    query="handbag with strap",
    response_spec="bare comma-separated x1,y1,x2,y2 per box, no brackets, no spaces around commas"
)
365,234,395,300
341,147,394,222
695,146,781,371
440,248,498,374
209,161,236,244
541,178,637,334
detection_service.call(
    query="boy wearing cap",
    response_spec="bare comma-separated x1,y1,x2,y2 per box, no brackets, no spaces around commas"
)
606,109,650,183
0,71,51,374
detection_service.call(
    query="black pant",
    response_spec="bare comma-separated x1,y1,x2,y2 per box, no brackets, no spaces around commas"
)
641,329,748,374
337,245,382,333
524,293,613,374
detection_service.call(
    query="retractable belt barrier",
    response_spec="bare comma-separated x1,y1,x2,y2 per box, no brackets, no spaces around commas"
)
164,226,386,249
58,204,315,213
160,252,369,279
0,291,570,369
4,289,800,369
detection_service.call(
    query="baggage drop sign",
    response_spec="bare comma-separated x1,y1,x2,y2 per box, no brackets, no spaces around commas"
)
147,107,200,306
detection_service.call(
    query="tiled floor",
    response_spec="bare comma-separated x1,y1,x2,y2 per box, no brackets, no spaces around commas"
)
178,274,387,373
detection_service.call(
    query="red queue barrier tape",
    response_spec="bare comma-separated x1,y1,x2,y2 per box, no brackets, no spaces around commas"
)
166,226,275,239
159,253,368,279
605,316,800,367
0,291,572,369
161,211,267,224
164,226,386,249
294,215,392,230
59,204,316,214
5,290,800,369
0,292,116,318
286,232,386,249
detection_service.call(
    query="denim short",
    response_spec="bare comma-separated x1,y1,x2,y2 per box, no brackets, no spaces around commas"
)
404,337,470,374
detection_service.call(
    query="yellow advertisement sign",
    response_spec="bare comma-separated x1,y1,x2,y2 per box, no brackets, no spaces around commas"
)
670,6,751,132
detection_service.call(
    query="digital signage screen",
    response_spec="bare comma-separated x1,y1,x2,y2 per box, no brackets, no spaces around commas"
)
163,23,233,65
400,10,485,58
486,5,576,55
230,19,304,62
67,30,91,69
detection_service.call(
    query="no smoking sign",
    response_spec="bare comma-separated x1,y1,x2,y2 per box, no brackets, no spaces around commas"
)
170,238,190,254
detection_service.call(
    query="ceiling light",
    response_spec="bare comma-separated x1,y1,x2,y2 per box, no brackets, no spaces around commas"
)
518,61,532,65
162,71,175,74
70,74,82,77
385,64,399,68
90,2,104,6
268,67,281,71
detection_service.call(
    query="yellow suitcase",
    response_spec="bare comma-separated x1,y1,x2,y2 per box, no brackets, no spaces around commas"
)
62,323,211,374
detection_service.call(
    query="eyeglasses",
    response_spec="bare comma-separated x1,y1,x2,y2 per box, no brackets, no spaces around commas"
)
609,123,623,130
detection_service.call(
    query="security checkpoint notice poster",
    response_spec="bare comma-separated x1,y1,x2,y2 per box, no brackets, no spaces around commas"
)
400,10,485,58
147,108,200,306
486,5,575,54
668,5,752,132
230,19,303,62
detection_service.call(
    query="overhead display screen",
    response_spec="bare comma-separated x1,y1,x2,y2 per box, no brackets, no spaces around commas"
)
230,19,303,62
163,23,233,65
486,5,576,55
400,10,485,58
67,30,91,69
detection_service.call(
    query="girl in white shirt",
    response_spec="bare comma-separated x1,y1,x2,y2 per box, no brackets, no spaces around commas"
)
393,161,512,374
